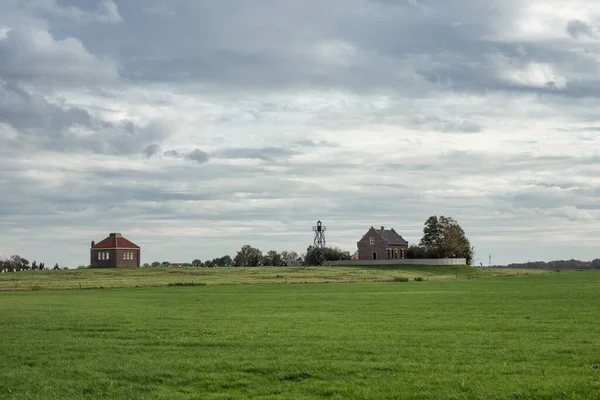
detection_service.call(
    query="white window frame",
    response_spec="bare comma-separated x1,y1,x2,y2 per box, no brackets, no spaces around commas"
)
369,237,375,245
98,252,101,260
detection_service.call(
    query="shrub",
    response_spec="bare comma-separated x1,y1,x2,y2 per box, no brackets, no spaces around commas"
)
414,277,424,282
167,282,206,287
393,277,409,282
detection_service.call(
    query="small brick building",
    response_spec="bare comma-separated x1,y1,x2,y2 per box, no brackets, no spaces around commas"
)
90,233,140,268
357,226,408,260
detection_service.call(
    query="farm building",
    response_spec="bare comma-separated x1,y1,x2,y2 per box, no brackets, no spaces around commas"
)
90,233,140,268
357,226,408,260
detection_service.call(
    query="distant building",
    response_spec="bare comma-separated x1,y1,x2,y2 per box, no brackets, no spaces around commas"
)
90,233,140,268
357,226,408,260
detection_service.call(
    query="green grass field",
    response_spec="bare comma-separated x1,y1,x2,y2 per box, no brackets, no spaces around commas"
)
0,264,547,291
1,268,599,399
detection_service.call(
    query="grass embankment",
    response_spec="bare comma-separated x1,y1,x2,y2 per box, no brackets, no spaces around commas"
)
0,264,547,291
0,270,599,399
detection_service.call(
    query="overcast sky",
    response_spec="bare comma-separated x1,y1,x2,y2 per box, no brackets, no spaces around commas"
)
1,0,600,267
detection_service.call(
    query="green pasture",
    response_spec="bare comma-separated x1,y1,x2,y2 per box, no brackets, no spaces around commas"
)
1,269,599,399
0,264,547,291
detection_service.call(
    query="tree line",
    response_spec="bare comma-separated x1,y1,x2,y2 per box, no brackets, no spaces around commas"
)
1,255,62,272
142,245,351,268
502,259,600,269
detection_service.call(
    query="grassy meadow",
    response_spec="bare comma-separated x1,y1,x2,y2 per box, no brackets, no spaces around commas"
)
0,264,546,291
1,268,599,399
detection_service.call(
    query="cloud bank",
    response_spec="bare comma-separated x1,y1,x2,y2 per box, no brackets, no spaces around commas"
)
1,0,600,266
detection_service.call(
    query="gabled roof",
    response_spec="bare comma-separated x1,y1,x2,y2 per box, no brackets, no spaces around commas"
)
92,233,140,249
376,228,408,246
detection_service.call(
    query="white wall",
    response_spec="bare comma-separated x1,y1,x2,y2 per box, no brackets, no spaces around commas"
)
328,258,467,266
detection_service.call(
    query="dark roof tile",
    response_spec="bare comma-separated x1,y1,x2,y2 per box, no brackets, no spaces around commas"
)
92,235,140,249
378,229,408,245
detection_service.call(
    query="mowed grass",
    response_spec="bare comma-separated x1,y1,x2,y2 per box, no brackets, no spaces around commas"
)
0,264,547,291
1,271,599,399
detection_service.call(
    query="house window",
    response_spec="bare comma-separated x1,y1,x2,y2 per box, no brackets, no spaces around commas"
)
106,252,109,260
369,237,375,245
372,252,377,260
394,249,398,259
387,249,391,259
98,252,101,260
123,252,127,260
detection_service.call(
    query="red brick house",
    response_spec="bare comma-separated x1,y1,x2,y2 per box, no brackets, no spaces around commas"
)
90,233,140,268
357,226,408,260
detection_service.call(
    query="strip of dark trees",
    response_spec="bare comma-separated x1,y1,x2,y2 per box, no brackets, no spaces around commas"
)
143,245,351,268
501,259,600,269
0,255,61,272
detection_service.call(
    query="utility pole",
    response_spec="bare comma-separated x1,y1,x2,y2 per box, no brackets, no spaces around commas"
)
489,254,491,268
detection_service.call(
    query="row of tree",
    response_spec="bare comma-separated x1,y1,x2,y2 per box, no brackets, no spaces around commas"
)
142,245,351,268
504,259,600,269
0,255,61,272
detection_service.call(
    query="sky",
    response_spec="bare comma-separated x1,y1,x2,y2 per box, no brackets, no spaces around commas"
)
1,0,600,267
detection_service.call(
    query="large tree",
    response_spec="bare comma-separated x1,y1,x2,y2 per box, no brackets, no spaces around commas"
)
280,251,300,262
233,245,263,267
262,250,282,266
419,216,474,264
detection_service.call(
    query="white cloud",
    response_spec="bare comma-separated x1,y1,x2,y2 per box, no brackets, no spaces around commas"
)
486,53,568,89
0,26,10,39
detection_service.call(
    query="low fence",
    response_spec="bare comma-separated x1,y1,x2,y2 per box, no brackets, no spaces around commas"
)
328,258,467,266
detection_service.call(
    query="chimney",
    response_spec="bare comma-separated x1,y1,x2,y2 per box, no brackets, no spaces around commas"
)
381,226,385,230
91,241,95,248
109,233,122,237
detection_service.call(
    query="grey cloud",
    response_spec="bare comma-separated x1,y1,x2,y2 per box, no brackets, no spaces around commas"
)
186,149,210,164
163,148,210,164
164,149,183,158
0,25,119,86
144,5,175,17
0,80,92,132
24,0,122,25
31,0,599,100
10,0,599,102
566,19,597,39
408,115,482,133
215,147,298,161
295,139,338,148
143,144,162,158
0,81,170,155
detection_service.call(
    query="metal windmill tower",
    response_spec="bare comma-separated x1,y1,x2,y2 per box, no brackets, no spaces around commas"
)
312,220,327,265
